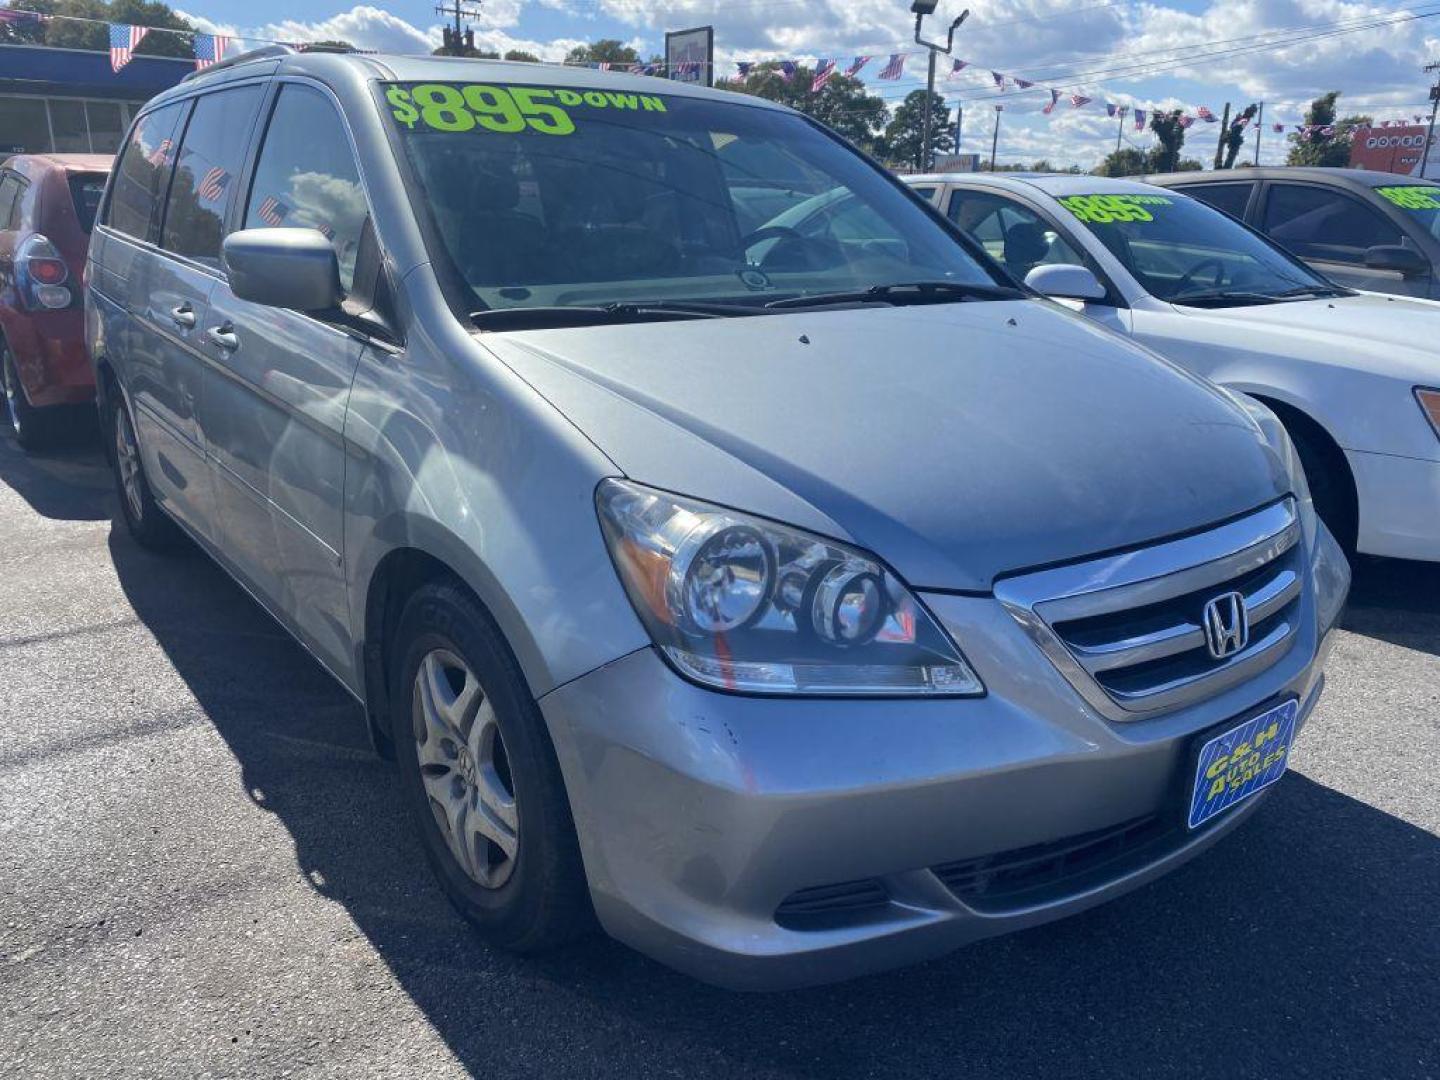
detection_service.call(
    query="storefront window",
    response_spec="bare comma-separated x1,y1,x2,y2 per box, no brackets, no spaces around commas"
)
0,95,52,154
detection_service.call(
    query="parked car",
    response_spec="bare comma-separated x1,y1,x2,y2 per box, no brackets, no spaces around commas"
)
1145,166,1440,298
87,50,1348,989
908,172,1440,564
0,152,111,449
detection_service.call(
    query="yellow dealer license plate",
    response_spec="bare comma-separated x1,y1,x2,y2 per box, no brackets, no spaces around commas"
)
1188,700,1298,830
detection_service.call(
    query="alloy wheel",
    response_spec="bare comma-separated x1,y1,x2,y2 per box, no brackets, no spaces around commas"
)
114,403,145,523
412,648,519,889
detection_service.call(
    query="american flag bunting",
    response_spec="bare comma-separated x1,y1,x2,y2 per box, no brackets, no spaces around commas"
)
811,58,836,92
193,32,231,71
109,23,149,73
878,53,905,80
844,56,871,77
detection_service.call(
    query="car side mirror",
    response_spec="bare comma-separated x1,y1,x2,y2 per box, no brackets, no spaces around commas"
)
1363,244,1429,278
1024,263,1107,302
223,228,344,311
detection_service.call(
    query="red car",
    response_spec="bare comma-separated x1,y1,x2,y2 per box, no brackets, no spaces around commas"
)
0,153,112,450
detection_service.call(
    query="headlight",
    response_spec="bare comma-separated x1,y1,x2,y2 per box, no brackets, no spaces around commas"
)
1416,387,1440,440
596,479,983,696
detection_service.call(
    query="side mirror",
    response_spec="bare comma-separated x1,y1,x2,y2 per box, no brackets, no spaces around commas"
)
1363,244,1429,278
1024,263,1107,302
223,228,344,311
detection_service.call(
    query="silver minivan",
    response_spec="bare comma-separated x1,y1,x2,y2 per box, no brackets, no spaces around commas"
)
86,47,1350,989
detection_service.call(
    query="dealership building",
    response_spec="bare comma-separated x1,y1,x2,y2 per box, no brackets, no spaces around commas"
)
0,43,191,156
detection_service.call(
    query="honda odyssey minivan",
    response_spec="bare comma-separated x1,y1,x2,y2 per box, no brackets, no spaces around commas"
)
86,47,1350,989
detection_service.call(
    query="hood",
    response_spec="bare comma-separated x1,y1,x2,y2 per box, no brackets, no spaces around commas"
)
485,301,1289,592
1174,291,1440,383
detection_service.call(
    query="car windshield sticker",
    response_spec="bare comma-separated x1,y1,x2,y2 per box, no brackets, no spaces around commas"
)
1374,185,1440,210
384,82,668,136
1057,193,1174,224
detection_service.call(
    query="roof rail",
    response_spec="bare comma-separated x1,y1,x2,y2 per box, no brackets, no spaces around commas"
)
180,43,296,82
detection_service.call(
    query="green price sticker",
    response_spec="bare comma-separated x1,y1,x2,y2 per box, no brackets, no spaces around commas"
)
1057,193,1173,224
1375,185,1440,210
385,82,667,136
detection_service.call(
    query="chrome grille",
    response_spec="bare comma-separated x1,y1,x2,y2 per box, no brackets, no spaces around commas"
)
995,500,1303,721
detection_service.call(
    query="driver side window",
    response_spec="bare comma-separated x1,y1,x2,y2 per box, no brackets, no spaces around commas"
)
946,189,1085,281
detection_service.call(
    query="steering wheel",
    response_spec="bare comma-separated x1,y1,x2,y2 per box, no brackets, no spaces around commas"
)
1174,257,1227,296
740,224,804,252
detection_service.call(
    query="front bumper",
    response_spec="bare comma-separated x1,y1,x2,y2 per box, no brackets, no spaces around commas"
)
540,527,1347,990
1349,448,1440,562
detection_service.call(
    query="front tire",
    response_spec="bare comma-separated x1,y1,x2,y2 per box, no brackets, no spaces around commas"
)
108,387,182,550
391,580,591,952
2,338,54,451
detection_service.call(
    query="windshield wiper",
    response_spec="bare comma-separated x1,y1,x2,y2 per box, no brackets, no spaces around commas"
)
765,280,1022,310
469,300,767,331
1269,284,1354,299
1170,289,1288,307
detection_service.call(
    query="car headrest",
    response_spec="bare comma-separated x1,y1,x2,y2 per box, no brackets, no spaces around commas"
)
1004,222,1050,265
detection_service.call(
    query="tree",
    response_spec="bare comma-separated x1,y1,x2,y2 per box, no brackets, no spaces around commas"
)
1220,103,1260,168
503,49,538,62
729,63,888,155
3,0,195,57
564,39,639,66
1286,91,1368,168
1148,109,1188,172
880,89,954,170
305,39,355,50
1094,147,1150,177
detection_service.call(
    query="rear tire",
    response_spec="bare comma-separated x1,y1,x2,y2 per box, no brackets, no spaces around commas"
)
391,580,592,953
107,386,182,550
2,338,55,452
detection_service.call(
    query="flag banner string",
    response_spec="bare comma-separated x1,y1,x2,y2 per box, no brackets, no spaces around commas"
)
0,7,1425,130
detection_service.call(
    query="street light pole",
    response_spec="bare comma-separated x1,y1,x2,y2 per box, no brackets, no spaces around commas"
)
913,2,968,171
1424,62,1440,179
1255,101,1264,165
990,104,1002,170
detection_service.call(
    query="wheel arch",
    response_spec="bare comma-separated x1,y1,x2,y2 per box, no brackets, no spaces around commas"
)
355,527,548,761
1247,391,1359,549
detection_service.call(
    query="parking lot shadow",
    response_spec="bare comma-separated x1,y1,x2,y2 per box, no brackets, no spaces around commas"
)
0,420,108,522
1342,555,1440,658
107,516,1440,1080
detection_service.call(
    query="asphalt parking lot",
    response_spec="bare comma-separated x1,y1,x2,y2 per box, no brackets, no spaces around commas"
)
0,432,1436,1080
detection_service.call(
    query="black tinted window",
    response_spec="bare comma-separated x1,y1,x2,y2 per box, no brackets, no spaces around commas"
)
107,103,186,242
162,86,263,265
0,174,20,230
1181,182,1253,220
1262,184,1401,262
243,85,368,291
68,173,106,232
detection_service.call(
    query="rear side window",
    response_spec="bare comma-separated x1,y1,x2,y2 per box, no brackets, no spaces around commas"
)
0,173,21,230
68,173,107,233
107,103,186,242
161,86,264,266
1180,182,1253,220
242,85,368,291
1261,183,1402,263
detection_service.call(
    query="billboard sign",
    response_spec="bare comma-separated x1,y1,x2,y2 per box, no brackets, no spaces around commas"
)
665,26,713,88
1349,124,1436,176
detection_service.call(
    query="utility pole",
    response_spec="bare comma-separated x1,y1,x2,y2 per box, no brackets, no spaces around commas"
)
1424,62,1440,179
1214,101,1231,169
989,104,1002,170
1115,107,1126,153
955,99,963,150
436,0,483,54
913,1,968,172
1254,101,1264,165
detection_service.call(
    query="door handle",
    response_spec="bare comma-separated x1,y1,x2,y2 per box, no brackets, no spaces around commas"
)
206,323,239,352
169,303,196,329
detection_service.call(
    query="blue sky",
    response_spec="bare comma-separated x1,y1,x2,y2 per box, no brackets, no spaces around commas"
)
176,0,1440,168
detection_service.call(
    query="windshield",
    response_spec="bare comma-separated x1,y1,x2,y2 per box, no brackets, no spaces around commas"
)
1054,192,1337,305
1373,184,1440,240
381,81,1006,321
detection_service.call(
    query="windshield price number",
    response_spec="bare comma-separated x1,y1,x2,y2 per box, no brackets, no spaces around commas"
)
1058,193,1172,224
386,83,667,136
1375,185,1440,210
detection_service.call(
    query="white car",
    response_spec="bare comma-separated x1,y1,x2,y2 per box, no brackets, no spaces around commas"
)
907,173,1440,563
